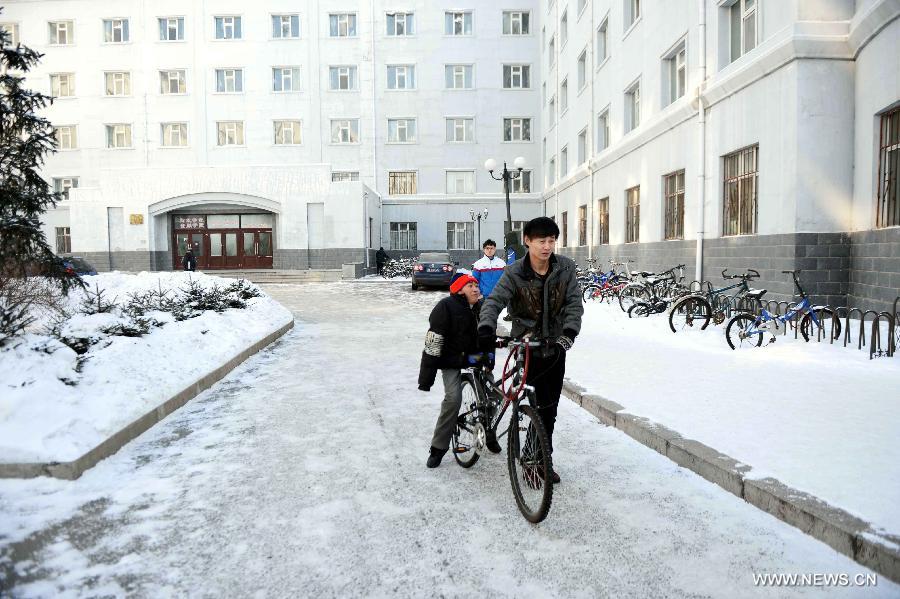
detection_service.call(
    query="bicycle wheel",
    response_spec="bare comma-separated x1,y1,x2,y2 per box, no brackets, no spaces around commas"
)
618,283,650,312
582,284,603,303
799,308,842,342
725,313,763,350
507,400,553,523
627,302,651,318
669,295,712,333
452,378,482,468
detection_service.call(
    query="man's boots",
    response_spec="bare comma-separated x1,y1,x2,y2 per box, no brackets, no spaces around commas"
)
426,446,447,468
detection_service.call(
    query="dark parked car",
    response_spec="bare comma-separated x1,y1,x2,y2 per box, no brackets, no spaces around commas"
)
61,257,98,276
411,252,457,290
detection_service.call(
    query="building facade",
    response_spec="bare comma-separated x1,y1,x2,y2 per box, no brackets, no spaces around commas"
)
1,0,543,271
541,0,900,311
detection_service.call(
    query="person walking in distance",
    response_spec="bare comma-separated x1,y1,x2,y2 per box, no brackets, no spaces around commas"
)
376,247,389,276
477,217,583,484
182,247,197,272
471,239,506,298
418,272,485,468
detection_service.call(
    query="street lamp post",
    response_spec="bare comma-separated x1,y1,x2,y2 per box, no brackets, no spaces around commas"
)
469,208,488,247
485,156,527,261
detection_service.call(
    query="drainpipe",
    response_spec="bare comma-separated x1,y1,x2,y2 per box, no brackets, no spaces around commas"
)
369,0,378,271
588,0,595,261
695,0,707,283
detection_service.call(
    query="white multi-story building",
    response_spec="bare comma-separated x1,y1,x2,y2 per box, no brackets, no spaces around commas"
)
1,0,542,271
542,0,899,310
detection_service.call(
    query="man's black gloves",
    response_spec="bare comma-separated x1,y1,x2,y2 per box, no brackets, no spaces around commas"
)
477,327,496,352
555,329,578,352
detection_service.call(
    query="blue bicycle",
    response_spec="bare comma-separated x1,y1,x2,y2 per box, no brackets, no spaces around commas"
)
725,270,842,350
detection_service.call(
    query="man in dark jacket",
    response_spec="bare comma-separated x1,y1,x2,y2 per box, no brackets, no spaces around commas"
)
182,248,197,271
477,216,583,484
375,247,389,276
418,272,483,468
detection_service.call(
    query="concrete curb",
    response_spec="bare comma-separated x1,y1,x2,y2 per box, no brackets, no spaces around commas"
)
0,319,295,481
561,380,900,584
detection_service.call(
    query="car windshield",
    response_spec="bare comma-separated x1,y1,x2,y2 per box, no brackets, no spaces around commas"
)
68,258,93,270
419,253,451,263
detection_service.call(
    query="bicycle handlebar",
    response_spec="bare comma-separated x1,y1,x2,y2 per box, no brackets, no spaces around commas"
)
494,335,549,349
722,268,761,280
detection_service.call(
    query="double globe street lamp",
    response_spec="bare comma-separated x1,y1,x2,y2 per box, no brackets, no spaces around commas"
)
484,156,527,261
469,208,488,248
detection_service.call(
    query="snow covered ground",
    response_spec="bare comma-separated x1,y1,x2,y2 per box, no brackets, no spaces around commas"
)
0,272,293,464
0,281,895,597
567,301,900,537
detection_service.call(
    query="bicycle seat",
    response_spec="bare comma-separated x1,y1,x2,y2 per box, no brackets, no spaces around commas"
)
746,288,767,299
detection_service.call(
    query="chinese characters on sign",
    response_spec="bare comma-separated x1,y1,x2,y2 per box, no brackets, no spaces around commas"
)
175,215,206,229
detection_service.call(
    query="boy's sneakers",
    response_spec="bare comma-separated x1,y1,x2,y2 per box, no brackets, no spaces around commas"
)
426,446,448,468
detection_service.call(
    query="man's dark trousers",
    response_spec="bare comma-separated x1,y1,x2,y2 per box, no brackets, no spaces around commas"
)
527,349,566,454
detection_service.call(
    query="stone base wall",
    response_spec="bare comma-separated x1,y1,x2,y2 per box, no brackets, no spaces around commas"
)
849,228,900,314
274,248,367,270
384,249,483,269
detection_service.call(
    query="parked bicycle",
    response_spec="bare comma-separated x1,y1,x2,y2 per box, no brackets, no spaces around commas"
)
451,335,555,523
581,260,631,303
618,264,688,312
724,270,842,349
668,269,766,333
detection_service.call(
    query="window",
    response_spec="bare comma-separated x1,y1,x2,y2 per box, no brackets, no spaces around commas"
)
105,124,132,149
445,118,474,143
215,68,243,93
560,78,569,112
503,11,529,35
625,0,641,30
55,227,71,254
549,36,556,66
53,177,79,200
49,21,73,45
445,11,472,36
577,50,587,90
388,118,417,143
50,73,75,97
159,17,185,41
560,9,568,46
625,80,641,132
103,18,129,43
446,171,475,194
388,171,417,195
561,211,568,246
597,109,609,151
331,119,360,143
390,222,417,250
597,18,608,63
161,123,188,147
723,145,758,236
560,145,569,176
330,13,357,37
447,222,475,249
387,65,415,90
104,72,131,96
664,170,685,240
274,120,302,145
332,171,359,182
329,66,358,91
503,64,531,89
54,126,77,149
578,128,588,164
505,220,527,245
159,70,186,94
216,121,245,146
503,118,532,142
273,67,301,92
445,64,473,89
876,106,900,228
578,205,587,246
386,12,414,36
730,0,757,62
214,16,242,40
625,186,640,243
549,96,556,124
548,156,556,185
272,14,300,39
665,42,687,105
0,23,19,45
542,82,547,105
511,170,533,193
597,197,609,245
543,137,548,162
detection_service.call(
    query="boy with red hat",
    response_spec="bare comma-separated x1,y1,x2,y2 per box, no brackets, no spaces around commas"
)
418,271,484,468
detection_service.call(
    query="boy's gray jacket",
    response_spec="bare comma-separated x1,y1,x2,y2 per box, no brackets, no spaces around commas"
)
478,254,584,339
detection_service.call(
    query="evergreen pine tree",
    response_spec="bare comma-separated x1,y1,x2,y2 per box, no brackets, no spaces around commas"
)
0,11,81,292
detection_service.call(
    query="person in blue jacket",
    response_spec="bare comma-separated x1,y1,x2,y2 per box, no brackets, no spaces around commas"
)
471,239,506,298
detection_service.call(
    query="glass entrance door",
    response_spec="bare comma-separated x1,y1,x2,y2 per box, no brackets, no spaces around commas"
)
242,230,273,268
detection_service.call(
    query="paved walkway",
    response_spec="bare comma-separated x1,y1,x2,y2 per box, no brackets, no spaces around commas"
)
0,282,895,597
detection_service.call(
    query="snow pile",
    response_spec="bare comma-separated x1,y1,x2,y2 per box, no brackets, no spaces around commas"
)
567,301,900,535
0,272,293,464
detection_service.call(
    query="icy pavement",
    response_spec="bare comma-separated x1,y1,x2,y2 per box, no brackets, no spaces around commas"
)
0,281,896,597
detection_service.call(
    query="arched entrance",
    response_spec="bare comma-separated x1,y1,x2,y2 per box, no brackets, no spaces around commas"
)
149,193,281,270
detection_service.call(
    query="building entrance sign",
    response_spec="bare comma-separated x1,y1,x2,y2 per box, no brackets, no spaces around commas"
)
173,213,273,270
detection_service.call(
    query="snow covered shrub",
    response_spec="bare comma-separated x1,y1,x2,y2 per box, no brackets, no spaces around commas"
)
79,283,118,315
0,291,35,348
226,279,262,300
